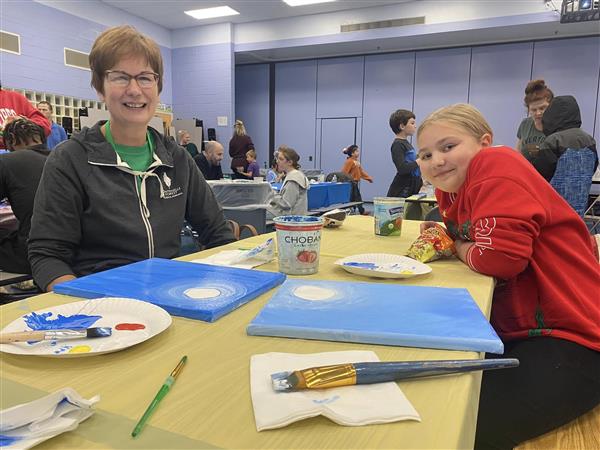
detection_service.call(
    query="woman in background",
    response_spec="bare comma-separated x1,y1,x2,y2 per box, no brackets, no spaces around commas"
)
229,119,254,179
516,79,553,159
267,147,309,218
341,144,372,215
177,129,199,158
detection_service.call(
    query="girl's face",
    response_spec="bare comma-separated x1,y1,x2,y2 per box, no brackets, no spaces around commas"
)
528,99,550,130
246,154,255,163
277,152,292,173
416,121,491,193
351,148,360,159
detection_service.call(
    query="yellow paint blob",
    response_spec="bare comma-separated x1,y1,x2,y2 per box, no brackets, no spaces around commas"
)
68,345,92,354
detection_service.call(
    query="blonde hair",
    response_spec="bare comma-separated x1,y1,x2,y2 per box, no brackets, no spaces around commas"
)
246,149,256,159
233,119,247,136
417,103,493,142
89,25,163,95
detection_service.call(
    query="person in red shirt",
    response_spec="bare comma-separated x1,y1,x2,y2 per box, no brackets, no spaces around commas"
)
416,103,600,450
0,86,50,149
341,144,372,215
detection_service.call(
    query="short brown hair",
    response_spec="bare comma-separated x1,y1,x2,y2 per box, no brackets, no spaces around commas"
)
417,103,493,143
524,79,553,107
389,109,415,134
37,100,52,112
89,25,163,95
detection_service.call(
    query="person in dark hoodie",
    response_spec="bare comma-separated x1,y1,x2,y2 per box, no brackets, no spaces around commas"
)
28,25,235,292
531,95,597,216
0,119,50,273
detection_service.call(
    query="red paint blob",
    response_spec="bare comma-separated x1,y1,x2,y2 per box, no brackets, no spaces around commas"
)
115,323,146,331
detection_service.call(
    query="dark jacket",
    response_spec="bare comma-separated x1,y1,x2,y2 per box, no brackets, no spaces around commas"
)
194,152,223,180
28,122,235,290
536,95,597,181
228,134,254,172
387,138,422,197
0,144,49,273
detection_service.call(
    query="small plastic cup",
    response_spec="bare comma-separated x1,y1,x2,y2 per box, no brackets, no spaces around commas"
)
373,197,405,236
273,215,323,275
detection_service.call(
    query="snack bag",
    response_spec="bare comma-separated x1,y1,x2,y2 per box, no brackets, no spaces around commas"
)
406,224,456,262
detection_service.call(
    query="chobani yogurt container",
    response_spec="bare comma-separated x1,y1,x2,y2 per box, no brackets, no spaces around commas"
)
273,215,323,275
373,197,405,236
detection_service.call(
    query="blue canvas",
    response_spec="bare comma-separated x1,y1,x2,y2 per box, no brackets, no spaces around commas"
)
247,279,504,354
54,258,286,322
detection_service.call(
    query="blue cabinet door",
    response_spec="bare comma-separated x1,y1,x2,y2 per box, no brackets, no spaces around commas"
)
361,52,416,201
413,47,471,125
533,36,600,135
470,42,534,149
316,56,364,119
318,118,359,177
235,64,270,168
275,60,318,168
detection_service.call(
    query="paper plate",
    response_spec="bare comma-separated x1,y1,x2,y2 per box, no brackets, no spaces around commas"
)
0,298,172,357
335,253,432,279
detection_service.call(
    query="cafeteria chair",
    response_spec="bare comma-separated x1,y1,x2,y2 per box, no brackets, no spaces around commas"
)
549,148,597,217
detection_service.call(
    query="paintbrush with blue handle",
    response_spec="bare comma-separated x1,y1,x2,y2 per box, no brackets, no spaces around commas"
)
0,327,112,343
271,358,519,392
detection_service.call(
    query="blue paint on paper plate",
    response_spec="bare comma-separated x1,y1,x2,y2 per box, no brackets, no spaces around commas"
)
23,311,101,331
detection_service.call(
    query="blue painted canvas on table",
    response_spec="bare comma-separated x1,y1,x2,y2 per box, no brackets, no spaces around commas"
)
247,279,503,354
53,258,286,322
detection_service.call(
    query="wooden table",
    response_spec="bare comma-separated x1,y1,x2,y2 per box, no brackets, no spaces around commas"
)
0,217,494,449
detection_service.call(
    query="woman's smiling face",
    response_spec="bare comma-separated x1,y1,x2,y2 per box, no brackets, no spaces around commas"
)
99,56,159,130
416,121,491,193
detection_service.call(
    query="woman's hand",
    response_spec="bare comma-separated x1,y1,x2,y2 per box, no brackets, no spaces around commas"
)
367,177,373,183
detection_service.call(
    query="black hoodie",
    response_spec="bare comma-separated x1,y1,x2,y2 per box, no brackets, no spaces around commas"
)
535,95,597,181
28,122,235,290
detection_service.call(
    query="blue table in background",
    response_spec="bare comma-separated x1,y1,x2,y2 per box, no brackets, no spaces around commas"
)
271,182,351,210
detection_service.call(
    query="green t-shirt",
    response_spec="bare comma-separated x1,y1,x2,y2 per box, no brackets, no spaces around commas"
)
105,121,154,189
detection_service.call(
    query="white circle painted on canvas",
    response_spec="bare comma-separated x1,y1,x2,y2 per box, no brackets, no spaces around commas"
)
293,285,336,301
184,287,221,300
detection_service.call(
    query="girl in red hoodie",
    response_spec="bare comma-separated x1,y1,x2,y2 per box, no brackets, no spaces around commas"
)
416,103,600,450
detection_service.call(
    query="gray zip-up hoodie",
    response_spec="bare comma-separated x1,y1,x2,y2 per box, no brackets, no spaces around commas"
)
267,169,310,218
28,122,235,290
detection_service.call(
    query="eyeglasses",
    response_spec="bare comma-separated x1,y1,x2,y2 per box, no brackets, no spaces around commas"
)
105,70,159,89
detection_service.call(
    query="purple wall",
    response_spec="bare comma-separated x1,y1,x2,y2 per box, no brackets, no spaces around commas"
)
0,0,173,105
171,43,234,145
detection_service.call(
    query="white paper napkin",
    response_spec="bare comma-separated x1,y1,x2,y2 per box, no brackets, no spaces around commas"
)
250,351,420,431
0,388,99,450
192,238,275,269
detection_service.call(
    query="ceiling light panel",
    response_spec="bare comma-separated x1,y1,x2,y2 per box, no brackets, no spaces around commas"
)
283,0,337,6
184,6,240,20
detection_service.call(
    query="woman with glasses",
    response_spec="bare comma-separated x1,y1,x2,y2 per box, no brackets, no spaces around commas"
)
28,25,235,292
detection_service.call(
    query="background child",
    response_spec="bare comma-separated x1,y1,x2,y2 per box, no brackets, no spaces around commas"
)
341,144,372,215
239,149,260,179
387,109,422,197
266,152,283,183
416,103,600,450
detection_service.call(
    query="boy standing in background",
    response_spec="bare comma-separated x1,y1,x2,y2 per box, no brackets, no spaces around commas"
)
387,109,422,197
